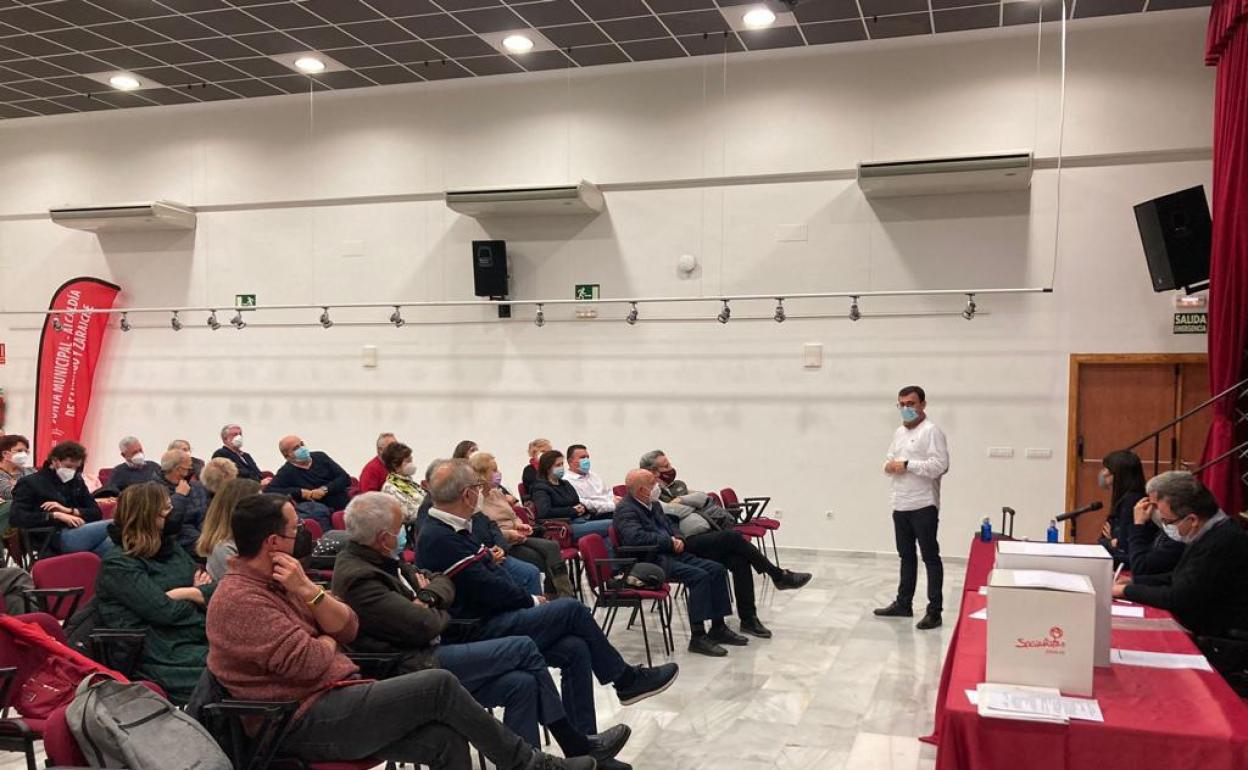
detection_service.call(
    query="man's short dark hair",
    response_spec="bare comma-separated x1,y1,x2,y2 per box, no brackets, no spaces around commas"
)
231,493,289,558
46,440,87,467
898,385,926,402
0,434,29,455
1157,476,1221,521
566,444,587,462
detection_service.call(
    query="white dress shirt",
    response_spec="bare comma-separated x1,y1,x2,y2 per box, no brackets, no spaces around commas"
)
886,418,949,511
564,469,616,514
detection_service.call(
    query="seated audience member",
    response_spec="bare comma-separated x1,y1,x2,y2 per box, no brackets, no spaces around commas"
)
1097,450,1147,564
531,451,612,541
206,492,593,770
418,460,679,726
470,452,575,598
11,441,111,556
359,432,397,494
1,565,35,614
108,436,162,492
379,442,426,524
0,433,35,504
334,493,631,768
167,439,204,481
158,448,209,550
197,478,263,581
453,440,479,460
615,468,742,657
95,482,213,703
199,457,238,501
461,472,543,596
210,424,266,484
1115,473,1248,637
1127,471,1189,577
563,445,618,516
267,435,348,531
520,438,553,500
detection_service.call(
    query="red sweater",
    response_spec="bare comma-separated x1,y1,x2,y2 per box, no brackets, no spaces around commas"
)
358,456,387,495
205,560,361,719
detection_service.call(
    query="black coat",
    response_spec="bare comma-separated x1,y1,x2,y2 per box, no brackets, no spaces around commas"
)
210,446,263,482
1127,524,1185,577
612,494,679,572
10,467,102,550
530,478,582,521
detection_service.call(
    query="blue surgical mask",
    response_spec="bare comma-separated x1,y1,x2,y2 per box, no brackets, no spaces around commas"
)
293,446,312,463
1097,471,1112,490
392,526,408,557
899,406,919,423
553,466,566,480
578,458,591,473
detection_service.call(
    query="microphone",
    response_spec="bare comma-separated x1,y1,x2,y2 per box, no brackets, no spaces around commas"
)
1055,500,1104,523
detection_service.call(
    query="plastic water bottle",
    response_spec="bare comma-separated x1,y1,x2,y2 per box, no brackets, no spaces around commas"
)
1047,519,1059,543
980,517,993,543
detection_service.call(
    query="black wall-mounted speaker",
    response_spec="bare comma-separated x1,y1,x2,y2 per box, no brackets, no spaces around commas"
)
472,240,508,298
1134,186,1211,292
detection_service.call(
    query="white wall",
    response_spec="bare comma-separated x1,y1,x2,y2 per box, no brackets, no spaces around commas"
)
0,11,1214,555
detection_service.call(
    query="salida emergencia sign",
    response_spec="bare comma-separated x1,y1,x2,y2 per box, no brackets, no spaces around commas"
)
1174,312,1208,335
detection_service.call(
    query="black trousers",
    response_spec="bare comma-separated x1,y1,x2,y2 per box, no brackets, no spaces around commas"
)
684,529,782,619
892,506,943,614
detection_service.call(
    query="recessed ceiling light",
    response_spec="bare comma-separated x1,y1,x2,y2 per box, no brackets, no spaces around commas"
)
742,7,777,28
502,34,534,53
294,56,326,73
109,74,141,91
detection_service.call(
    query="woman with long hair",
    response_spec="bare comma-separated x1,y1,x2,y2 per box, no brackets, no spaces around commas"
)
1098,449,1148,563
197,477,262,581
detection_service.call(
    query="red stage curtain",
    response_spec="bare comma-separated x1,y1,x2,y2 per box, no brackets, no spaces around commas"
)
1201,0,1248,516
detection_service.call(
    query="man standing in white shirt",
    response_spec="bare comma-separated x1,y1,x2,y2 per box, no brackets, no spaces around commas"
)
874,385,950,630
564,444,618,517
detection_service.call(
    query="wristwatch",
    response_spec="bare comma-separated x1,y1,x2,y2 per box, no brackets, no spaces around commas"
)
306,587,327,608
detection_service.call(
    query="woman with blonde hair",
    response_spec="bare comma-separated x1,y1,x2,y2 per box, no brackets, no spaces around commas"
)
520,438,552,501
93,482,213,703
197,477,262,581
470,451,575,598
199,456,238,498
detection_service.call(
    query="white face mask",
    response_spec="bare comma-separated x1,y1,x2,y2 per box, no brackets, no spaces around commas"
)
650,484,661,503
55,466,76,483
400,462,417,477
9,451,30,468
230,435,244,449
127,452,146,467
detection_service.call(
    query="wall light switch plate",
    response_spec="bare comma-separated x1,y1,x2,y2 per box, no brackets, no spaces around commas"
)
1025,448,1053,459
362,345,378,368
803,343,823,369
987,447,1014,458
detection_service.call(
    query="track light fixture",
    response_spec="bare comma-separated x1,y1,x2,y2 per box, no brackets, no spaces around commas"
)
390,306,406,328
535,304,545,328
207,310,221,330
849,296,861,322
774,298,786,323
319,307,333,329
51,315,63,332
230,310,246,330
170,311,182,331
717,300,731,324
626,302,638,325
119,313,131,332
962,293,977,321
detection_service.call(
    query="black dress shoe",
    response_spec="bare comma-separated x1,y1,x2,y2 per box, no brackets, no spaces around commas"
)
688,635,728,657
873,602,913,618
773,570,813,590
739,616,773,639
708,625,749,646
916,612,942,630
585,724,631,761
598,759,632,770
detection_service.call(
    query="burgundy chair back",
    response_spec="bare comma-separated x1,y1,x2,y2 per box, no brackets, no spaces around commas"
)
612,485,627,498
32,552,101,619
607,524,621,549
513,505,535,527
97,468,112,487
331,510,347,530
97,499,117,520
303,518,324,541
708,492,723,507
517,482,528,500
576,534,611,591
348,476,361,500
719,488,740,508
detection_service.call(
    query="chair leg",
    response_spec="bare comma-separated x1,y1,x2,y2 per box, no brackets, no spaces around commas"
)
626,606,639,630
769,529,780,566
638,602,653,667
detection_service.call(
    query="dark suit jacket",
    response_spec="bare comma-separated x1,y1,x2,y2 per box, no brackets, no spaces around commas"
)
612,494,679,571
10,468,102,551
210,446,263,482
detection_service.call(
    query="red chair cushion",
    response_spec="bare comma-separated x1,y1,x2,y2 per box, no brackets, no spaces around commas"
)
560,548,579,561
331,510,346,530
753,517,780,530
609,586,671,601
734,525,767,539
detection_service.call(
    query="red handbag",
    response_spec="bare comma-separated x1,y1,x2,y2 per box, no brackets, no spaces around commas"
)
540,519,574,550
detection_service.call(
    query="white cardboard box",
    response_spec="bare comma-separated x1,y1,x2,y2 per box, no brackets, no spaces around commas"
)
995,540,1112,667
986,569,1096,697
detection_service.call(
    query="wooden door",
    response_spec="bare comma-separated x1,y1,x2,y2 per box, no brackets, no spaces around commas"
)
1066,354,1208,543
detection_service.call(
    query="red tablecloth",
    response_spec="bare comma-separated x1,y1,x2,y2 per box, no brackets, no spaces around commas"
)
926,537,1248,770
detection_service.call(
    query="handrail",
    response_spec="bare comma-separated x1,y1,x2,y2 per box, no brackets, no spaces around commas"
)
1126,375,1248,452
1190,439,1248,475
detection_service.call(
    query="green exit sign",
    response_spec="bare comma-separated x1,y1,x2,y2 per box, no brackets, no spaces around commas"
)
574,284,600,301
235,294,257,311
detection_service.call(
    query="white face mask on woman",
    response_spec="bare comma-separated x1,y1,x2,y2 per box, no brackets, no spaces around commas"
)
9,451,30,468
55,465,76,483
400,461,417,477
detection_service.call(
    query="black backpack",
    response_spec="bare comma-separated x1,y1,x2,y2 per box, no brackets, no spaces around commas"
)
307,530,349,571
606,562,666,591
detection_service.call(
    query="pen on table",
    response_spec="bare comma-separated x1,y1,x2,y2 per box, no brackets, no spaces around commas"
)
1113,563,1124,582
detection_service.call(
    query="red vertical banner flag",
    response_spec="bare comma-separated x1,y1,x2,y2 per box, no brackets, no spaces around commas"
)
33,277,122,461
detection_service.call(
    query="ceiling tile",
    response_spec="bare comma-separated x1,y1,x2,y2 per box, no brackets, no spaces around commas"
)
314,69,375,88
566,43,627,65
931,0,996,8
0,64,27,82
0,6,68,32
233,30,309,54
0,102,39,118
3,35,72,56
225,56,291,77
46,74,108,92
133,64,194,84
20,99,78,115
192,8,272,35
434,0,502,10
50,95,113,111
660,9,731,35
647,0,714,11
189,82,243,99
1002,0,1061,24
739,25,804,50
134,41,210,63
156,0,230,10
1147,0,1210,8
178,59,246,80
216,77,284,96
140,14,219,39
800,19,867,43
454,6,528,32
0,47,23,63
865,11,930,36
540,22,609,46
933,4,998,30
184,36,258,58
375,39,443,62
860,0,929,16
427,33,499,56
92,21,167,46
339,19,416,44
516,48,574,68
459,54,523,75
41,28,117,51
322,45,393,68
299,0,385,23
88,90,156,108
8,78,71,97
1073,0,1144,17
5,58,73,77
574,0,652,20
355,63,425,83
63,0,156,22
598,15,669,40
137,86,201,104
40,52,114,73
0,82,30,100
412,59,472,79
677,30,741,54
363,0,441,16
512,0,587,26
793,0,869,22
396,12,471,37
288,26,361,49
619,36,684,60
242,3,325,29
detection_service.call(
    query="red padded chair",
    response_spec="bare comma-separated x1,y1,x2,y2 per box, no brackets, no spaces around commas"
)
26,552,101,621
331,510,347,531
516,506,583,601
97,499,117,520
347,477,361,500
612,485,627,498
97,468,113,487
720,487,780,565
302,518,324,541
578,534,673,667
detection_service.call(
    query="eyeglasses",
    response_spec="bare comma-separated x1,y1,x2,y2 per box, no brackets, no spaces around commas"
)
275,522,306,540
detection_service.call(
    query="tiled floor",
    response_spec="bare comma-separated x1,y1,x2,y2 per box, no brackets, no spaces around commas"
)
1,548,962,770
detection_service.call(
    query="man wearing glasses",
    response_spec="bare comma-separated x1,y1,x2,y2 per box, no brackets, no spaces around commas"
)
874,385,950,631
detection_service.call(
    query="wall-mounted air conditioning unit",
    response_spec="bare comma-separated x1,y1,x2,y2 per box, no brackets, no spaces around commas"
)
857,152,1033,198
49,201,197,232
445,181,604,218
